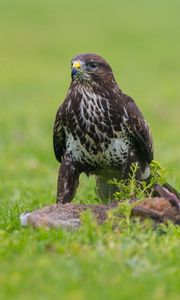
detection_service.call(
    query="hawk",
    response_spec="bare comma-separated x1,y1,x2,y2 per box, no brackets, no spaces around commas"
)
53,53,153,203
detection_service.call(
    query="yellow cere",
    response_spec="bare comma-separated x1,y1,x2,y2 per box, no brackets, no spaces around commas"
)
72,61,81,69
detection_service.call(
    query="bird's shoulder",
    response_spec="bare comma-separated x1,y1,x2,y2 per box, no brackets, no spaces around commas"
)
53,102,67,162
115,92,154,163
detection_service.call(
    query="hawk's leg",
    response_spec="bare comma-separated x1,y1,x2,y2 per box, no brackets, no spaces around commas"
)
96,176,119,203
56,157,80,204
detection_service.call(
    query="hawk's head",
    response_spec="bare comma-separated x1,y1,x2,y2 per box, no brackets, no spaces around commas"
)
71,53,116,87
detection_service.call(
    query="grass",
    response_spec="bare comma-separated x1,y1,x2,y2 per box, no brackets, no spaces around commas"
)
0,0,180,299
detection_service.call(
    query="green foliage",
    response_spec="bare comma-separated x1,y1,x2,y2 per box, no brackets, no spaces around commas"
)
150,160,167,185
109,160,167,201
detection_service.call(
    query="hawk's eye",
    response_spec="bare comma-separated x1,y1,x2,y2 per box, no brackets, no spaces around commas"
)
87,62,98,70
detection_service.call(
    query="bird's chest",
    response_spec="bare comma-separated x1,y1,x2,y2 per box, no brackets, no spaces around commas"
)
65,92,132,166
65,131,131,167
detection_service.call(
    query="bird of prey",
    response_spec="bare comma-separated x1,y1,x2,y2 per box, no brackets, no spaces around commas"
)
53,53,153,203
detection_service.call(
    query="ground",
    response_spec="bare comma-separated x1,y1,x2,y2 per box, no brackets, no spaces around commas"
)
0,0,180,299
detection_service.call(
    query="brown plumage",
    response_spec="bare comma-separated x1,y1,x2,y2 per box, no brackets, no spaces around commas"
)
53,53,153,203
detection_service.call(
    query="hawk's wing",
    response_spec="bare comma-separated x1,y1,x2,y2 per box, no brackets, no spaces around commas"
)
121,94,153,163
53,108,66,163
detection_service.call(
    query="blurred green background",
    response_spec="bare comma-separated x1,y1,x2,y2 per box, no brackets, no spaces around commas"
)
1,0,180,205
0,1,180,299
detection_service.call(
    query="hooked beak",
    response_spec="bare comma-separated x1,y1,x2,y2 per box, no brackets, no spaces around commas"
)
71,61,81,78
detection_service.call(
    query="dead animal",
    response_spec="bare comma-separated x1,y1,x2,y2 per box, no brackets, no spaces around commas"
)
21,185,180,230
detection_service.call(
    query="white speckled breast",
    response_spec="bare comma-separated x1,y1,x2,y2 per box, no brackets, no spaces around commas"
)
66,131,130,167
65,86,133,167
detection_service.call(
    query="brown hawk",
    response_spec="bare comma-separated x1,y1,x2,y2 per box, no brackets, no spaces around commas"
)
53,53,153,203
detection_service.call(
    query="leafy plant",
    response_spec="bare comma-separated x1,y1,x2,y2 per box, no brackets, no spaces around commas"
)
108,160,167,201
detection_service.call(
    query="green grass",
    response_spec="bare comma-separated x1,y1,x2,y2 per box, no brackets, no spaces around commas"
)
0,0,180,299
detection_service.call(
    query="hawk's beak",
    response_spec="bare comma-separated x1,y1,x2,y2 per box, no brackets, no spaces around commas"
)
71,61,81,77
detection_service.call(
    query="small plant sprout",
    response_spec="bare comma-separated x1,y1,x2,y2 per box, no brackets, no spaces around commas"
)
108,160,167,201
